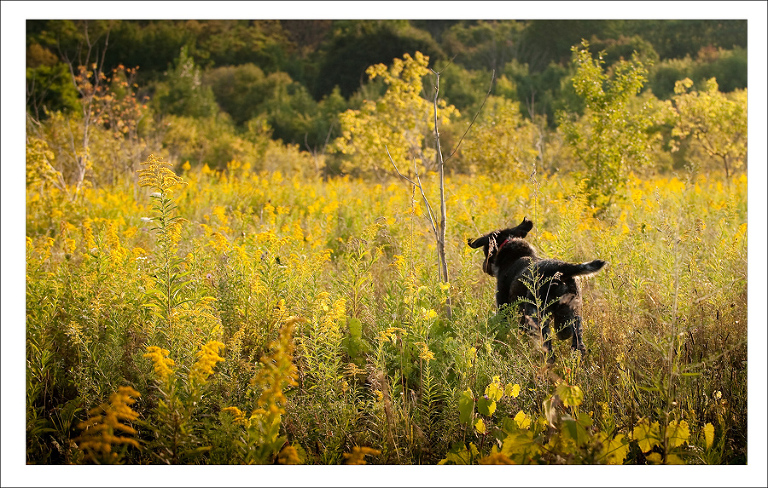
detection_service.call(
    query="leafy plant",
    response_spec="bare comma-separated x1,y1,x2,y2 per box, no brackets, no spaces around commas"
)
559,40,655,210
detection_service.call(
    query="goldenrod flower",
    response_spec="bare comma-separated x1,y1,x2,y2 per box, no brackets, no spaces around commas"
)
415,342,435,362
222,406,248,426
189,341,225,385
379,326,407,345
479,452,515,464
277,445,302,465
138,154,185,193
75,386,141,463
143,346,175,382
343,446,381,465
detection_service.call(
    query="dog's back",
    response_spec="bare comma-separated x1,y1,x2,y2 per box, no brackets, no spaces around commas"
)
468,218,606,360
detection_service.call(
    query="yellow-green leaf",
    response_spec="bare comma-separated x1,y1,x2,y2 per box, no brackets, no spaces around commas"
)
514,410,531,430
598,433,630,465
646,452,663,464
633,418,660,453
505,383,521,398
478,396,496,417
485,376,504,402
475,418,487,435
703,422,715,449
667,419,690,448
555,381,584,408
458,388,474,425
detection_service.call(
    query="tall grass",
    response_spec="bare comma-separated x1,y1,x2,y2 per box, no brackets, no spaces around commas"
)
25,158,747,464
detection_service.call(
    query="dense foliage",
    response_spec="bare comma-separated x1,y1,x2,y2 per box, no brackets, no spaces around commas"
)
27,20,747,151
23,20,750,467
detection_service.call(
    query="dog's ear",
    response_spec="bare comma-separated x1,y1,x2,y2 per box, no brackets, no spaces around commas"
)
467,235,488,248
508,217,533,238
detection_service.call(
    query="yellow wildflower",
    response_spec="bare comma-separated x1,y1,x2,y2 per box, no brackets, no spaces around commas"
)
222,406,248,426
479,452,515,464
143,346,175,382
343,446,381,465
75,386,141,463
137,154,185,193
189,341,226,385
379,327,407,345
415,342,435,362
277,445,302,465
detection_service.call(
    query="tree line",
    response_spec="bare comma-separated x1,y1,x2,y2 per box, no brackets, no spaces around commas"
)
26,20,747,200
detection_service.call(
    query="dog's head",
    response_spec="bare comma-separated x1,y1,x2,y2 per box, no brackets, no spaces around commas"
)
467,217,533,276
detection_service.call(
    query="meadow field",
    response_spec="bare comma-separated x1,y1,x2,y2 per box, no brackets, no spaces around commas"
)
13,17,759,472
25,160,748,465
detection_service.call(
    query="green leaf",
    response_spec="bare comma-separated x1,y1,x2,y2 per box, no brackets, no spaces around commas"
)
555,381,584,408
458,388,474,425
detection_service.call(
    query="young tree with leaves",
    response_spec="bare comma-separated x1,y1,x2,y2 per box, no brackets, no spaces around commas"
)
559,40,656,210
332,52,458,179
670,77,747,178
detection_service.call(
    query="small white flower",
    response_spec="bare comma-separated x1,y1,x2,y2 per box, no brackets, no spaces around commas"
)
141,217,153,223
150,192,162,198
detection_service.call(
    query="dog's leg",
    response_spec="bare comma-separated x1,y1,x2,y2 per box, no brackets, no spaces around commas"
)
541,320,555,364
571,316,587,354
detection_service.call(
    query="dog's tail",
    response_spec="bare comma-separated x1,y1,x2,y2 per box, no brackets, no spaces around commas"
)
560,260,607,278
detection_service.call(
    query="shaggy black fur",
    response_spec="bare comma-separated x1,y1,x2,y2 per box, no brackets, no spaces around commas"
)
468,217,606,361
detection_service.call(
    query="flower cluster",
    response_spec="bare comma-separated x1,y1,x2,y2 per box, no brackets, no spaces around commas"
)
189,341,226,386
143,346,175,382
75,386,141,463
343,446,381,465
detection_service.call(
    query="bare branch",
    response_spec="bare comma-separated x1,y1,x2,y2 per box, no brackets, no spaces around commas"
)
386,146,438,239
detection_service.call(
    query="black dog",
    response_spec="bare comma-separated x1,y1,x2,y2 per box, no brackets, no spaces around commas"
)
467,218,606,361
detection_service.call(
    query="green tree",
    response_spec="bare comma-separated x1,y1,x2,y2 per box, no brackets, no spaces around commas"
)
461,96,539,178
314,20,444,99
670,78,747,178
441,20,526,72
26,43,80,118
559,40,655,209
153,46,218,119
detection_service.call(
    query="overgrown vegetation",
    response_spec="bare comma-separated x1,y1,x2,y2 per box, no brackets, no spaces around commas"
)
25,156,748,464
23,21,749,466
